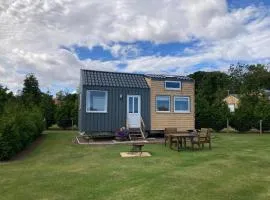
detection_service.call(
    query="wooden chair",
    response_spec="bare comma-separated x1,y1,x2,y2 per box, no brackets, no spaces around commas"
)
199,128,211,149
164,128,178,147
191,128,211,150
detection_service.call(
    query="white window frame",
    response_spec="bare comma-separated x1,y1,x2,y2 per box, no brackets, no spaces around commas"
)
174,96,190,113
156,95,171,113
165,81,181,90
86,90,108,113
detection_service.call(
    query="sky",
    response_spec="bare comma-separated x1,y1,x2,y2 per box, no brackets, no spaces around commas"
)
0,0,270,94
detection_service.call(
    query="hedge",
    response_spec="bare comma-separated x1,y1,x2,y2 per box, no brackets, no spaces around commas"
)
0,105,44,161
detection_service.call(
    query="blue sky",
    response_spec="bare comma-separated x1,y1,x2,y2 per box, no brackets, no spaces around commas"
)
0,0,270,93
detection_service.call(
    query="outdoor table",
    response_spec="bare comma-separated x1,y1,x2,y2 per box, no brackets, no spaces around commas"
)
168,132,197,151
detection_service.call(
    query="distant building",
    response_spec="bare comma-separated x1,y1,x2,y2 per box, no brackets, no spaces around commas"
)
223,94,240,112
224,90,270,112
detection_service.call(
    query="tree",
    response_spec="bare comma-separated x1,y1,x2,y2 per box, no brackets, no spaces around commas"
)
243,64,270,94
229,94,259,132
55,92,78,129
189,71,230,131
253,97,270,131
40,92,56,129
209,101,230,132
228,63,270,94
195,94,229,132
0,85,13,114
228,63,247,94
21,73,41,105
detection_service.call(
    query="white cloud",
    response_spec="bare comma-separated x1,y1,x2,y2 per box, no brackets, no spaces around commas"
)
104,44,141,59
0,0,270,92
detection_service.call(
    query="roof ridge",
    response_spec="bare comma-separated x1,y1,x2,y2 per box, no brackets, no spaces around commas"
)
81,69,191,79
81,69,144,76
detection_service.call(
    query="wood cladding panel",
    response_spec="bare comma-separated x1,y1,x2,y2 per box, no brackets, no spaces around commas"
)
149,79,195,131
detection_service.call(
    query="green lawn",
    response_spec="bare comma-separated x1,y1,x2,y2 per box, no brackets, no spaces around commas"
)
1,131,270,200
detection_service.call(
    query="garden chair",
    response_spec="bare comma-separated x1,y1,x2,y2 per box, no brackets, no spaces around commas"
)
191,128,211,150
164,128,178,147
199,128,211,149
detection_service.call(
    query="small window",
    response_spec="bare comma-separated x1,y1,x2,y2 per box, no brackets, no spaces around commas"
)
86,90,108,113
228,104,235,112
156,96,170,112
165,81,181,90
174,96,190,113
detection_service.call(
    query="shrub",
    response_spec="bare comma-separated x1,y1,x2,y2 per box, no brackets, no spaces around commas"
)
196,97,229,132
57,119,72,129
0,104,44,161
0,117,18,160
253,98,270,131
230,107,254,132
209,102,230,132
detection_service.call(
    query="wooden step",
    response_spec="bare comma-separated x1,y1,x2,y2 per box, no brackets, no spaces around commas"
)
128,128,141,132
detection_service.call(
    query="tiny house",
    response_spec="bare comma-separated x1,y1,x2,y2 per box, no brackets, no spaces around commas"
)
78,69,195,137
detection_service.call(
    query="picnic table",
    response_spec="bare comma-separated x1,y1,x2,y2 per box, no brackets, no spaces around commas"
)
168,132,197,151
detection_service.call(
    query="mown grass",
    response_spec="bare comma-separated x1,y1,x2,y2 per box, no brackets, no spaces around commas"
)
1,131,270,200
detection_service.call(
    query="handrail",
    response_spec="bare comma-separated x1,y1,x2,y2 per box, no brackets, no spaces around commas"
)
140,116,146,139
126,120,129,129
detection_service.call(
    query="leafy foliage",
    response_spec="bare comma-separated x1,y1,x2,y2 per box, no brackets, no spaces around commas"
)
0,85,13,113
190,63,270,132
190,71,230,131
40,92,56,129
55,92,78,129
0,104,44,161
253,98,270,131
21,73,42,106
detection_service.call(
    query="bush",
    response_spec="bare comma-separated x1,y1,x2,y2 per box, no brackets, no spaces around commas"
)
209,102,230,132
253,98,270,131
0,104,44,161
230,108,254,132
196,97,229,132
57,119,72,129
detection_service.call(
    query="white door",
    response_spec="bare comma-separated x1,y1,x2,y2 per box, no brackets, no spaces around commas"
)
127,95,141,128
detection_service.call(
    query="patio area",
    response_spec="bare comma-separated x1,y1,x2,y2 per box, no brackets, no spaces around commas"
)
75,135,164,145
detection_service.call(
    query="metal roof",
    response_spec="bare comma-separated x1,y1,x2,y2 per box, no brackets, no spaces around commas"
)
145,74,193,81
81,70,149,88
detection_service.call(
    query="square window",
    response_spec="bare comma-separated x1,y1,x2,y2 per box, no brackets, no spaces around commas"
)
156,96,170,112
174,96,190,113
86,90,108,113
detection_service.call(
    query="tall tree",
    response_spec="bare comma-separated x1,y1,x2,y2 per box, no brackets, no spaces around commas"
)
228,63,270,94
189,71,230,131
189,71,229,104
21,74,41,105
243,64,270,94
40,92,56,129
55,92,78,129
228,63,247,94
0,85,13,114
